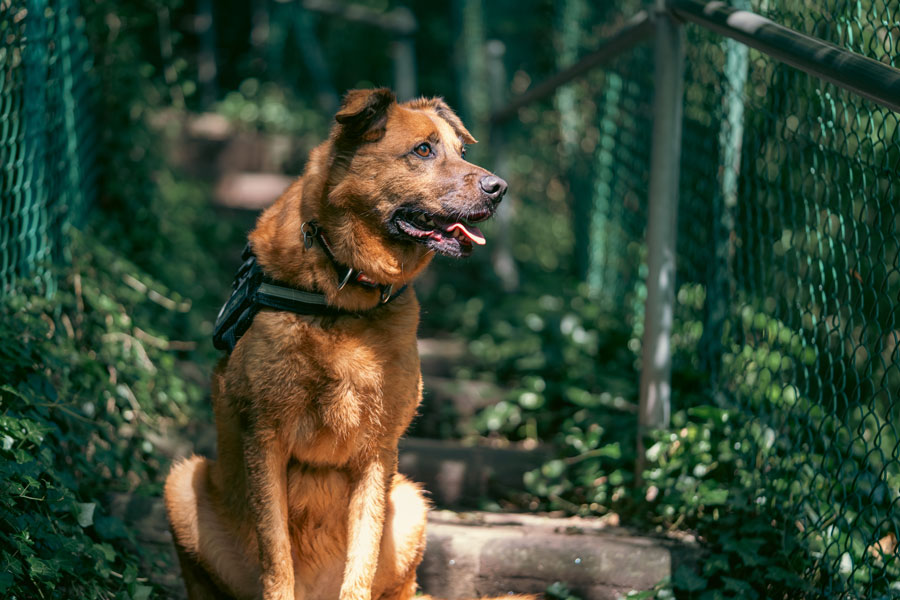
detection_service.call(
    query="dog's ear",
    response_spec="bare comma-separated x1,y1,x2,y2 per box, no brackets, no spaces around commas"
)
334,88,396,142
429,98,477,145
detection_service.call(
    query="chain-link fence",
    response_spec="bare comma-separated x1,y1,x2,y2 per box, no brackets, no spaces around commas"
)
588,45,653,319
0,0,95,293
580,0,900,596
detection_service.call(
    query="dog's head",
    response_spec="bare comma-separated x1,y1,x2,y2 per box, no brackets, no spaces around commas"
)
307,88,507,285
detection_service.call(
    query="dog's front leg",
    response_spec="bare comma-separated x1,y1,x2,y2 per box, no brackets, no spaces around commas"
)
340,449,395,600
244,434,296,600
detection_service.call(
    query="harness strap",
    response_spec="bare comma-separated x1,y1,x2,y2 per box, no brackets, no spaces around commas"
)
212,243,407,353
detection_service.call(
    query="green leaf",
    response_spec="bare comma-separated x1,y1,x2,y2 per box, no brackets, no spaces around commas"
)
722,576,755,596
698,488,728,505
687,405,728,422
701,553,729,576
596,442,621,459
124,563,139,585
673,564,707,592
94,515,129,540
541,459,566,479
723,536,767,567
27,556,59,580
0,571,14,592
97,542,117,563
76,502,96,528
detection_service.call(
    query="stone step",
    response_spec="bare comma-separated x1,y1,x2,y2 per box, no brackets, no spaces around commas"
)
398,437,550,508
120,491,689,600
214,171,293,210
412,337,508,439
419,511,693,600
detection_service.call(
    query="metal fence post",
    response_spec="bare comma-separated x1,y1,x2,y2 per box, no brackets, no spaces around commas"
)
390,8,418,102
22,0,50,291
701,0,749,393
637,3,685,472
486,40,519,292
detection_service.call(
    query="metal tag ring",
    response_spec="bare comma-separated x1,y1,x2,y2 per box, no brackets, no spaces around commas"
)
301,221,318,250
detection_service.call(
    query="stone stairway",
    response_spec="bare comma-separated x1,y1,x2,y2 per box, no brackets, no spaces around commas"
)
421,511,684,600
116,438,688,599
132,340,693,598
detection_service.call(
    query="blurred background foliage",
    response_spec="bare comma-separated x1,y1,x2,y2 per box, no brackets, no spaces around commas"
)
1,0,898,598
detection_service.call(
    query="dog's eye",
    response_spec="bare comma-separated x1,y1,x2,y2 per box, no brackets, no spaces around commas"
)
413,143,432,158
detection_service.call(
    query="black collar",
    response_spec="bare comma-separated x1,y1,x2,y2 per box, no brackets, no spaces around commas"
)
301,220,396,300
212,239,407,353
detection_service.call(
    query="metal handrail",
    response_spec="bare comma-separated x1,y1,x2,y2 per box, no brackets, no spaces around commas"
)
489,10,655,123
671,0,900,114
491,1,900,122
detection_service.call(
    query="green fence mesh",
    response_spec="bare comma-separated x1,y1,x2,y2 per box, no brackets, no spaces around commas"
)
585,1,899,597
683,11,898,599
585,3,654,330
588,46,653,317
0,0,95,293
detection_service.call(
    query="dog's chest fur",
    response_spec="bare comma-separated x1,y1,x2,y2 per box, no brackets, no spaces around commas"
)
230,294,422,467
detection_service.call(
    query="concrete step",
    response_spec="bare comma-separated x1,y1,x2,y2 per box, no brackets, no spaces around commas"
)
118,489,690,600
214,172,293,210
398,437,549,508
413,337,507,439
419,511,693,600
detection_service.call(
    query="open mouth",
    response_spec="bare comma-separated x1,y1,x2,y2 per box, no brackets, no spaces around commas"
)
392,207,492,257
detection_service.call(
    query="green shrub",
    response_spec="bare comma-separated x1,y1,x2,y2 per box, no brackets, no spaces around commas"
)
0,233,212,599
448,273,898,597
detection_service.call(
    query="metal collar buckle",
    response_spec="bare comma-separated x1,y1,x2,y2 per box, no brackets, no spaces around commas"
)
380,284,394,303
301,221,319,250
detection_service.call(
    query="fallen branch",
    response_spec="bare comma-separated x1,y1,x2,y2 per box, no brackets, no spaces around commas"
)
121,273,191,312
134,327,197,351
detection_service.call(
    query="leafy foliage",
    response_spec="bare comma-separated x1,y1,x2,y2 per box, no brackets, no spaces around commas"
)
436,265,899,597
427,273,805,596
0,2,244,597
545,580,584,600
0,234,211,599
80,0,231,304
217,78,329,139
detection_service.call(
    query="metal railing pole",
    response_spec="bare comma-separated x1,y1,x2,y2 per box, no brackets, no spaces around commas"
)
490,10,655,124
23,0,50,291
670,0,900,113
701,0,749,391
637,3,685,477
486,40,519,292
391,34,418,101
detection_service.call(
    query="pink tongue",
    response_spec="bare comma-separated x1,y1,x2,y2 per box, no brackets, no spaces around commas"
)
447,222,486,245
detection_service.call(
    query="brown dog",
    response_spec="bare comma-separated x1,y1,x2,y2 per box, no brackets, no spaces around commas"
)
164,89,528,600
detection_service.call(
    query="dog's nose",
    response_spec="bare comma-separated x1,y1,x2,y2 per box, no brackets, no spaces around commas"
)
479,175,508,203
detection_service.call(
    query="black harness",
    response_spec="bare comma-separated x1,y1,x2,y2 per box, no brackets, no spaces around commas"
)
212,221,407,353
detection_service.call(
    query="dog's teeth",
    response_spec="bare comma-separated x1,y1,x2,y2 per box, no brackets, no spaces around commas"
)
412,215,436,229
